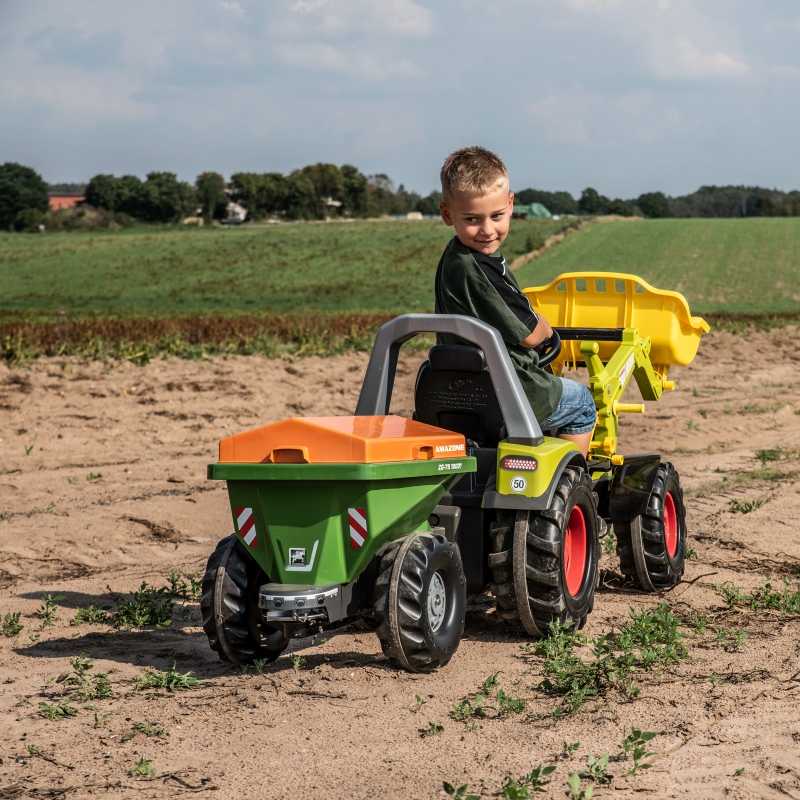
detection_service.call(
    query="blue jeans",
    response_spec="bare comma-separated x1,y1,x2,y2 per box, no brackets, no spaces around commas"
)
541,378,596,435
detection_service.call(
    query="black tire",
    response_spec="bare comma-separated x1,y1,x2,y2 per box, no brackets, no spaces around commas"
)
614,462,686,591
373,533,466,673
200,534,288,665
489,466,599,636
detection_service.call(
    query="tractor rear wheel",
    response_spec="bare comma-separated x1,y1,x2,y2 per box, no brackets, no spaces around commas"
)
200,534,288,665
614,462,686,591
373,532,466,673
489,466,599,636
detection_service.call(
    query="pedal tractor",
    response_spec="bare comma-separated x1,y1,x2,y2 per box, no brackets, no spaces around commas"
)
201,272,709,672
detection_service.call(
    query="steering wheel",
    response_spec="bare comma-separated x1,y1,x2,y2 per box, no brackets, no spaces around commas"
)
536,328,562,369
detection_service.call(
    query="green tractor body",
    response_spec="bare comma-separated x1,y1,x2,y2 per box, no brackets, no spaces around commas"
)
200,272,708,672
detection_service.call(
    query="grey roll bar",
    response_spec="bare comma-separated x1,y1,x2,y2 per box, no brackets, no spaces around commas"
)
354,313,544,445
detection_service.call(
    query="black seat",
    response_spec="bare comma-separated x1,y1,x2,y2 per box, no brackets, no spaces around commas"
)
414,344,506,447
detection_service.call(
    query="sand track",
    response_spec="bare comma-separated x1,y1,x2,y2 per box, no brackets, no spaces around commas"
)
1,329,800,799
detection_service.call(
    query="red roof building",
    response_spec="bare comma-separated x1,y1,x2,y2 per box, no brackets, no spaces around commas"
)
48,193,85,211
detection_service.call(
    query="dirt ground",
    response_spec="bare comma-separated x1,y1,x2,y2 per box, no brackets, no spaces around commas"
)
1,327,800,800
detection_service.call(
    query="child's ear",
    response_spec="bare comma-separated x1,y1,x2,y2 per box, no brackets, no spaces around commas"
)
440,200,453,226
508,190,515,208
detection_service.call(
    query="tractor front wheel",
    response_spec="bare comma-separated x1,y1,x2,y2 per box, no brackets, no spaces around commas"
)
490,466,600,636
373,532,466,673
200,534,288,665
614,462,686,591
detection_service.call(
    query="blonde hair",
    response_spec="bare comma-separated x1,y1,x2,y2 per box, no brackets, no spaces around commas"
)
440,146,509,200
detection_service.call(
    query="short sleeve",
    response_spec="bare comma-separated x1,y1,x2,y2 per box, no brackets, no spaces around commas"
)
439,254,534,347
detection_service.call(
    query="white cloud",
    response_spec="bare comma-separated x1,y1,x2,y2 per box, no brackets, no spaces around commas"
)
280,0,433,38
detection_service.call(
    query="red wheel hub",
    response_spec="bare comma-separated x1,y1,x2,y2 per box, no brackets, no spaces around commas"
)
563,505,588,598
664,491,678,558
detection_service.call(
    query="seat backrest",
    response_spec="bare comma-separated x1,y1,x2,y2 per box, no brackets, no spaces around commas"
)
414,344,505,447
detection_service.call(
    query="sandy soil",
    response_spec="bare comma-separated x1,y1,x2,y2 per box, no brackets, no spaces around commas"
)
1,328,800,800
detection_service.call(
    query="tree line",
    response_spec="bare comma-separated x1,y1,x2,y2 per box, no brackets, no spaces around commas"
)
3,159,800,232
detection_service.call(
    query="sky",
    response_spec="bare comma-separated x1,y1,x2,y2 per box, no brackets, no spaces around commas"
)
2,0,799,198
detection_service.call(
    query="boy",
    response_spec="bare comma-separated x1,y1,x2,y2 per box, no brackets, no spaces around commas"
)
434,146,596,457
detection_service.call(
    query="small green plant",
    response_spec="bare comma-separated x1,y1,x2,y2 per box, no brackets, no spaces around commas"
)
1,612,23,637
166,569,202,601
733,767,745,777
411,694,427,713
621,729,657,775
566,773,593,799
418,721,444,738
38,701,78,720
531,606,687,716
449,672,525,722
291,654,307,671
581,753,611,784
135,664,200,692
728,497,768,514
36,594,61,627
601,529,617,556
560,741,580,759
71,605,109,625
685,547,697,560
717,580,800,614
128,757,155,778
122,721,167,741
755,448,783,464
59,656,112,701
86,471,102,481
442,783,479,800
714,626,747,652
686,420,699,431
242,658,270,675
24,443,34,456
110,583,173,629
498,764,557,799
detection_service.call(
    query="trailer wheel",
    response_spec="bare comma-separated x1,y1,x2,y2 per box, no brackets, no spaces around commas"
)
200,534,287,665
373,532,466,673
489,466,600,636
615,462,686,591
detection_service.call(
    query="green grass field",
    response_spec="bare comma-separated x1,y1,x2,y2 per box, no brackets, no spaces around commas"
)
1,216,797,361
516,218,800,315
0,219,567,319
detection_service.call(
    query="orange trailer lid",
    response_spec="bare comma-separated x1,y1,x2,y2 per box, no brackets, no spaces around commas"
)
218,415,468,464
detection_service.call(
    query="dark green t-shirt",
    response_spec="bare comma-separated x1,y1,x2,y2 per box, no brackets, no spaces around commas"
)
434,236,562,423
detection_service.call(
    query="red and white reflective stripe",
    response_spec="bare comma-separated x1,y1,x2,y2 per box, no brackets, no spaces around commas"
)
348,507,368,550
234,506,258,546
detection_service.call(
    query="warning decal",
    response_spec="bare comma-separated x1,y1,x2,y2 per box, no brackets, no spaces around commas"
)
347,507,368,550
234,506,258,547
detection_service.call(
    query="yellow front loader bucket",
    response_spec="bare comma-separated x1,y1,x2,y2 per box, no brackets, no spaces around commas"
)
523,272,710,371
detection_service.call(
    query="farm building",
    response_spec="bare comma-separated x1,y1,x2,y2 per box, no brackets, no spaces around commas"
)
48,193,85,211
512,202,551,219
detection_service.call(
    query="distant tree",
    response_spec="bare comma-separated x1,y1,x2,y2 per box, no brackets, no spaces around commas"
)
606,198,635,217
138,172,196,222
300,163,344,207
0,162,49,229
284,171,318,219
47,182,86,195
636,191,670,218
515,188,577,215
577,187,609,215
195,171,227,221
229,172,261,214
85,174,119,210
115,175,145,218
257,173,289,217
341,164,368,216
415,191,442,216
366,174,396,217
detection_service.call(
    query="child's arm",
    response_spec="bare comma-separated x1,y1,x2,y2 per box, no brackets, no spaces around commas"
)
521,316,553,349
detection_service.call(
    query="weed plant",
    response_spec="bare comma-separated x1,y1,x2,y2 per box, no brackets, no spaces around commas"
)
166,570,202,602
530,606,687,716
442,783,479,800
418,721,444,738
718,580,800,614
128,757,155,778
620,729,657,775
110,583,173,629
449,673,526,722
135,664,200,692
58,656,112,702
38,701,77,720
36,594,61,627
1,612,23,637
71,605,109,626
